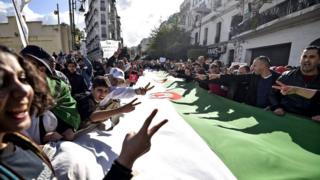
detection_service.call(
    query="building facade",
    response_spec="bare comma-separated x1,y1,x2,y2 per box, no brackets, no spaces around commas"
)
178,0,320,66
231,0,320,66
85,0,122,60
0,16,71,54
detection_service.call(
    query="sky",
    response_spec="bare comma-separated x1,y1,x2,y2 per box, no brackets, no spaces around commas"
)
0,0,184,47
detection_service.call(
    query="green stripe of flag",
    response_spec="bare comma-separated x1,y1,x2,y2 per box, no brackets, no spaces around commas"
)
163,75,320,180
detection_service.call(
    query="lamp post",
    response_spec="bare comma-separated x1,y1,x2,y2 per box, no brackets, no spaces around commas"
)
68,0,86,50
54,3,60,25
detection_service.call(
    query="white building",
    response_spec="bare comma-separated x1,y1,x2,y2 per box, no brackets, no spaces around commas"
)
192,0,239,66
232,0,320,66
178,0,320,66
179,0,213,32
85,0,122,60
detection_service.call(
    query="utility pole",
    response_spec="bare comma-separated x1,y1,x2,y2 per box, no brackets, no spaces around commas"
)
69,0,74,50
72,0,76,50
54,3,64,52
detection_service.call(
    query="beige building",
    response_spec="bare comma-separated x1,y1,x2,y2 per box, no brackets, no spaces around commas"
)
0,16,71,54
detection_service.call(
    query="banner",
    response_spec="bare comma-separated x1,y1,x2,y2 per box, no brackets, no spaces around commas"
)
100,40,120,59
12,0,30,47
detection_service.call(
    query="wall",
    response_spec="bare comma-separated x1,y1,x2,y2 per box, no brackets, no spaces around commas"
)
240,20,320,66
0,16,71,54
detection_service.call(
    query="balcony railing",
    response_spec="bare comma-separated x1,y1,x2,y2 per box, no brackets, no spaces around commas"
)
230,0,320,37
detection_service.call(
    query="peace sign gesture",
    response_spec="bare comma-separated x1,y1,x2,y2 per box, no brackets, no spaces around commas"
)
135,82,155,95
120,98,141,113
272,81,296,95
116,109,168,169
272,80,317,99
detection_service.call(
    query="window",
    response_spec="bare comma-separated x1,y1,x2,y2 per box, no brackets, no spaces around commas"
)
195,15,199,22
215,22,221,43
101,0,106,11
180,15,186,25
101,14,106,24
215,0,222,8
195,32,199,45
101,27,107,38
203,27,208,45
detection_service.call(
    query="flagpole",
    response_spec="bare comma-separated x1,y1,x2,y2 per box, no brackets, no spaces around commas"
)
11,0,28,47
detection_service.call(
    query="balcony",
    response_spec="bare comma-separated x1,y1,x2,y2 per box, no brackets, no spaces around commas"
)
230,0,320,38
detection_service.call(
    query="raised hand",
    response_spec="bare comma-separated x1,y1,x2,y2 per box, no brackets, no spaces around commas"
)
208,73,220,80
195,74,207,80
272,81,296,95
116,109,168,169
120,98,141,113
136,82,155,95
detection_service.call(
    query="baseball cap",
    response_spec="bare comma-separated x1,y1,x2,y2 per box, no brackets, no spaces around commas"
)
20,45,53,75
109,67,125,80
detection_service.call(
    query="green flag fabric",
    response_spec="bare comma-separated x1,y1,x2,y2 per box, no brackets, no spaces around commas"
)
47,77,81,130
158,72,320,180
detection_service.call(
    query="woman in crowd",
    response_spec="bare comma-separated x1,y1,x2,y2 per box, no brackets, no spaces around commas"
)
0,45,167,179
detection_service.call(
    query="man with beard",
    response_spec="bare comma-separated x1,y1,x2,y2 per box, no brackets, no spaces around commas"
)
270,46,320,121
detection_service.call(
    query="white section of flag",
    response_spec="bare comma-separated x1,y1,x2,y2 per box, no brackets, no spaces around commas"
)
47,71,236,180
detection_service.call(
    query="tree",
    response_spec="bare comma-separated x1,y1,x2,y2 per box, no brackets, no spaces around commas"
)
146,14,192,60
74,28,84,50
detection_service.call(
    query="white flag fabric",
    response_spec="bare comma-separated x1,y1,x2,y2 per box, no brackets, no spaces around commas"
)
12,0,30,47
47,71,236,180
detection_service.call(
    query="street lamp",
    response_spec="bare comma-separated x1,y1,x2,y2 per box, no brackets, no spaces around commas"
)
68,0,86,50
79,4,85,12
77,0,86,12
54,3,60,25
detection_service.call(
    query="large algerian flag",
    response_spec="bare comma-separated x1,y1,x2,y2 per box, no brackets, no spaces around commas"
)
46,70,320,180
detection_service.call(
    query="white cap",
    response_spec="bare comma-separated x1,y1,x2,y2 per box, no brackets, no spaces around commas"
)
109,67,125,80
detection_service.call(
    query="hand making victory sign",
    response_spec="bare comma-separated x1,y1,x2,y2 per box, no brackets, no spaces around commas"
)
120,98,141,113
272,81,295,95
116,109,168,169
135,82,155,95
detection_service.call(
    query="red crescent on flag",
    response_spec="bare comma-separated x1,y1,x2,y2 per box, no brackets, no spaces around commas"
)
149,91,182,100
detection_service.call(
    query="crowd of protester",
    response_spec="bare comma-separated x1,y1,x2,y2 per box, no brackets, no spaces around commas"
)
145,45,320,122
0,44,165,179
0,43,319,179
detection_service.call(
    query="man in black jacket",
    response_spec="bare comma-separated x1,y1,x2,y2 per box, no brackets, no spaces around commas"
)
197,56,280,108
269,46,320,121
65,59,88,96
